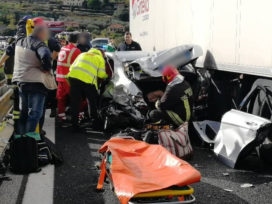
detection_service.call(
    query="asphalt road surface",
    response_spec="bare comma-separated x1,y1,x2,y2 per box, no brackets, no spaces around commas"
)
1,114,272,204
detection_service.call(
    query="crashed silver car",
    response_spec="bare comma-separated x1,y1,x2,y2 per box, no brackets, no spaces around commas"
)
99,45,209,130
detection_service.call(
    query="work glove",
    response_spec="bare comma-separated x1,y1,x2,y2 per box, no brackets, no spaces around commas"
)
155,100,161,110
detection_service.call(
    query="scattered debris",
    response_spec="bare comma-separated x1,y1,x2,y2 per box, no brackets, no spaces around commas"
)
194,164,203,168
222,173,230,176
240,183,254,188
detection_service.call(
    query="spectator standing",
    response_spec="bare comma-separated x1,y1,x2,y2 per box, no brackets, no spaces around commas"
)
12,17,56,138
77,32,92,53
38,33,62,136
118,32,142,51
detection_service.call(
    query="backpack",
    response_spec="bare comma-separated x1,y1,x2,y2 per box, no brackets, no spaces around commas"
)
10,136,40,174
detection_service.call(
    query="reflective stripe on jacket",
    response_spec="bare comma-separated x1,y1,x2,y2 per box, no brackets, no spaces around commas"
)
56,44,81,82
67,50,108,89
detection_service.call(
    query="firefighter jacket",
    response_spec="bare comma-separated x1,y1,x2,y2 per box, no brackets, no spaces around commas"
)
56,44,81,82
158,75,193,126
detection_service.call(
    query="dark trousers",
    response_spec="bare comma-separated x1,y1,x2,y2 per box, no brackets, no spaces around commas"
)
69,78,98,127
13,86,20,134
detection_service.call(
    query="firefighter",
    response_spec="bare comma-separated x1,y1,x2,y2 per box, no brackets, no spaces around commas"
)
56,32,81,121
0,37,16,85
67,49,108,131
148,65,193,128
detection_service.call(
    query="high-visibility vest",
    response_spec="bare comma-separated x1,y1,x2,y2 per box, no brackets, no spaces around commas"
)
56,44,81,82
68,50,108,89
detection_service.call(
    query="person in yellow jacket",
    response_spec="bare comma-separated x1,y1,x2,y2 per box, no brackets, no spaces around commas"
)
67,48,108,131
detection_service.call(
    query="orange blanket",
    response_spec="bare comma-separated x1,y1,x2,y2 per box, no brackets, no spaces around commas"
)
99,138,201,204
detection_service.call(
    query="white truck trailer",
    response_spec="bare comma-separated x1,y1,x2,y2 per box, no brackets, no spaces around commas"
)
130,0,272,78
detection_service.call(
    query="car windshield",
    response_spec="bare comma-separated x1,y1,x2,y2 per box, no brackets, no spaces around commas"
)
92,39,108,48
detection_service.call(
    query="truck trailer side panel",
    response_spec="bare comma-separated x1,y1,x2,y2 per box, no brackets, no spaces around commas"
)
130,0,272,77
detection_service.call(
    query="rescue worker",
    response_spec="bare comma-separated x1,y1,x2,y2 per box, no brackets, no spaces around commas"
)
118,32,142,51
148,65,193,128
56,32,81,121
67,49,108,131
57,33,68,47
12,17,56,138
77,32,91,52
0,37,16,85
0,37,20,134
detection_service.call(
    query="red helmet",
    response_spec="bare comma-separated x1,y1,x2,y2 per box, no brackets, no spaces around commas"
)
32,17,46,26
162,65,179,84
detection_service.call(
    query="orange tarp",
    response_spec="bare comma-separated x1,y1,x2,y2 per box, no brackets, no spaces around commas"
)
99,138,201,204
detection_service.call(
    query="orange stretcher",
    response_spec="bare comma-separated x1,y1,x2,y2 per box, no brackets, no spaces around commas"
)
97,138,201,204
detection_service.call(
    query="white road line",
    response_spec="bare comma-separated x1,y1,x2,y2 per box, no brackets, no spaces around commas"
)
22,112,55,204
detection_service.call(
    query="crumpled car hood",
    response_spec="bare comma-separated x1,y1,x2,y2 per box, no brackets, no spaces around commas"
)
131,45,203,77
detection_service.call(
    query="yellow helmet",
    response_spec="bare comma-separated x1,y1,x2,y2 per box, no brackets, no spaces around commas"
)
26,19,35,36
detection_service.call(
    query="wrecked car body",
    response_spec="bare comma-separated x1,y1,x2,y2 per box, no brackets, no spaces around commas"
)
100,45,209,130
193,110,272,168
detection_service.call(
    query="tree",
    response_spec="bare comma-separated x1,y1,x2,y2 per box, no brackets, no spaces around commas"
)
66,26,75,32
103,0,109,5
114,7,129,21
87,0,101,10
1,28,16,36
82,1,88,9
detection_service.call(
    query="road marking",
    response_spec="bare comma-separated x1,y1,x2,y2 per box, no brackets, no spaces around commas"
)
22,112,55,204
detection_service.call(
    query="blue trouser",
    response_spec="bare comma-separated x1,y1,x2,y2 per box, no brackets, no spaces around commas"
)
18,89,46,135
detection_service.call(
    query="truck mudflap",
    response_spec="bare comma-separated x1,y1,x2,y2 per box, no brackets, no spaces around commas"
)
239,78,272,120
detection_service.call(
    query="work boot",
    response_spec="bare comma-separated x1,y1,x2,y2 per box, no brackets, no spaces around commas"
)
50,108,56,118
40,129,46,137
72,124,85,133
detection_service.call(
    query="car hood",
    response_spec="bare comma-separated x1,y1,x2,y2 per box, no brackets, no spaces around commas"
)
131,45,203,77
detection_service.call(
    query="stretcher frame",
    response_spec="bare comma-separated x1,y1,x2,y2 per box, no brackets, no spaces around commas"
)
97,152,196,204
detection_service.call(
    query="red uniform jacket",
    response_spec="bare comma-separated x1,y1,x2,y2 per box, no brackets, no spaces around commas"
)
56,44,81,82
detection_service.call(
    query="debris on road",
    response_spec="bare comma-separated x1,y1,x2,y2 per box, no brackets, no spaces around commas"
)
240,183,254,188
224,189,233,192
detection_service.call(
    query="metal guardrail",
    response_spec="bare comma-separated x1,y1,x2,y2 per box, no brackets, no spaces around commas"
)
0,86,13,122
0,79,6,87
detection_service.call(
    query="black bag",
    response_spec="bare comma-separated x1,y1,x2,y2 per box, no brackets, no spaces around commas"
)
10,136,40,174
40,137,63,166
37,141,53,167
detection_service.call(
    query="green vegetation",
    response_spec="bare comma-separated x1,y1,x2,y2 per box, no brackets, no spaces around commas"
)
0,0,129,45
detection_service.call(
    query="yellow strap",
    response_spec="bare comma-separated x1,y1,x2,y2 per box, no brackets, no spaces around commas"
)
13,116,20,119
6,74,13,79
167,110,183,126
183,98,191,122
0,122,6,132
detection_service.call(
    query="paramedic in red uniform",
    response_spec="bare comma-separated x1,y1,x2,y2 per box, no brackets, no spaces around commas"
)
56,32,81,121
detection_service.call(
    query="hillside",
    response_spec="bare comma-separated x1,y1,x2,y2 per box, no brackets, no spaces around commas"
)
0,0,129,43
